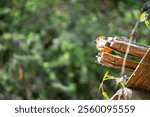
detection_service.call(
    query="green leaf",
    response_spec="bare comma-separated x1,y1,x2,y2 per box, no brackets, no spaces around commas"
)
145,20,150,29
140,12,147,22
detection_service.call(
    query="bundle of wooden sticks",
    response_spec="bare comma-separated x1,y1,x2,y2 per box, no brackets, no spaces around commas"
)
96,36,149,72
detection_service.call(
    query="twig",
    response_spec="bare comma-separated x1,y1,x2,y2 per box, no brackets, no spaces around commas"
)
121,20,140,76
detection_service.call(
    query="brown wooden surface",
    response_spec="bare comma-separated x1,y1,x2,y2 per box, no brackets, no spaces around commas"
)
110,40,147,58
125,48,150,91
105,37,148,58
97,52,138,72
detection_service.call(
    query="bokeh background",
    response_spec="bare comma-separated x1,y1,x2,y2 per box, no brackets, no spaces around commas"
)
0,0,150,99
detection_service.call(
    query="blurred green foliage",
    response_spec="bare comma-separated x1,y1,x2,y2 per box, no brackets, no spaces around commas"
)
0,0,149,99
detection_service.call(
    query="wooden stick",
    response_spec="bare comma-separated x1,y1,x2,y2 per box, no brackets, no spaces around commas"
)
114,37,149,49
97,53,138,72
110,41,147,58
104,37,149,58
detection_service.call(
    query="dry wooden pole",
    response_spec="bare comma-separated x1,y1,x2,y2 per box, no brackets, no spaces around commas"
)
97,52,138,72
105,37,149,58
110,41,147,58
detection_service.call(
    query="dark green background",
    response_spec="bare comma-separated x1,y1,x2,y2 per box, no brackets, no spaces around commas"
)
0,0,149,99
